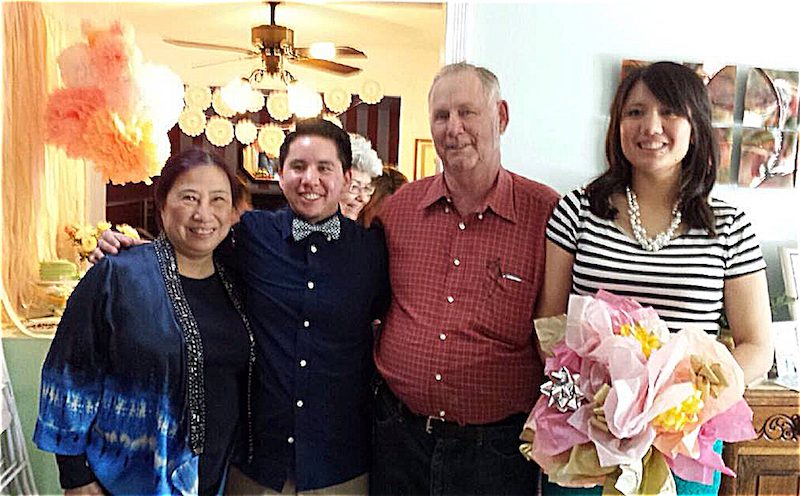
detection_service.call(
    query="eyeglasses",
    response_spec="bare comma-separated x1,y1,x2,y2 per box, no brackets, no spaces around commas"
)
348,183,375,196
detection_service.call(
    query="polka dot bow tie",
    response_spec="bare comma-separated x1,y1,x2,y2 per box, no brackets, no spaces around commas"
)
291,215,341,242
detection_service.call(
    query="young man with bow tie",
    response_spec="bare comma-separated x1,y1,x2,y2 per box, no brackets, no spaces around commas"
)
225,118,390,494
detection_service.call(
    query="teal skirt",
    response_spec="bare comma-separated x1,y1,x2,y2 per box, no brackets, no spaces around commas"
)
541,441,723,495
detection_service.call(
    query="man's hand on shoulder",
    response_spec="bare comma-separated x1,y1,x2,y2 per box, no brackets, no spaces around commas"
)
87,230,149,264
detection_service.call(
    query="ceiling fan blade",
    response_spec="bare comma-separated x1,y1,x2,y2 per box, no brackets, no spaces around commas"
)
192,54,260,69
291,58,362,75
294,46,367,59
163,38,258,56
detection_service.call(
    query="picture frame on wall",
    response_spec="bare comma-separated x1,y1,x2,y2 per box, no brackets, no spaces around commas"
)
781,246,800,321
414,139,438,180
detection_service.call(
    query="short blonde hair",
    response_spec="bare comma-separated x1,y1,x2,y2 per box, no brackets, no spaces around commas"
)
429,62,501,104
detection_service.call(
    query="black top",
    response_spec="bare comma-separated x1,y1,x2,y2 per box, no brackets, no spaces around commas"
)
56,272,250,495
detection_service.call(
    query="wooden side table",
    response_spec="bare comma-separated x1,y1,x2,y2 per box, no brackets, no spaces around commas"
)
721,383,800,495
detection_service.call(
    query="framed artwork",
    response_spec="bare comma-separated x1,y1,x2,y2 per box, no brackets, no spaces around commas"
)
241,143,278,182
414,139,438,180
782,247,800,321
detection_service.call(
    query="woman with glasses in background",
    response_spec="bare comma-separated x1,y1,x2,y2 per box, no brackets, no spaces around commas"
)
340,134,383,221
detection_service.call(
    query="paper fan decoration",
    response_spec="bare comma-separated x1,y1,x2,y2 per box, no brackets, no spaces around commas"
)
258,125,285,157
266,91,291,121
178,107,207,137
235,119,258,145
247,90,265,113
324,87,352,113
359,79,384,105
184,85,212,110
205,116,234,147
212,88,236,118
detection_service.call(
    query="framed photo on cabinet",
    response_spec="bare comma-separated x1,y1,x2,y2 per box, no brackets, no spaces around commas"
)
781,247,800,321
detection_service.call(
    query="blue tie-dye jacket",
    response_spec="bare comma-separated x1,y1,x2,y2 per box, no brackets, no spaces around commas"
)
34,238,252,495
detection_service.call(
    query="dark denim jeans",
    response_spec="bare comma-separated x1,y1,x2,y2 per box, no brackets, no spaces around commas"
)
370,382,539,496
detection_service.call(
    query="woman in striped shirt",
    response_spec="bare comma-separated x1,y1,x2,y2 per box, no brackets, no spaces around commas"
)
536,62,773,494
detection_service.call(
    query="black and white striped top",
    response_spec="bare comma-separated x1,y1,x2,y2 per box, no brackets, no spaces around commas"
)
546,188,766,334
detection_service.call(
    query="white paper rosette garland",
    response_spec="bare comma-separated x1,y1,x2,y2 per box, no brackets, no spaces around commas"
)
359,79,384,105
178,108,207,137
324,87,352,114
184,85,212,110
205,116,234,147
212,88,236,118
258,125,285,157
266,92,291,121
235,119,258,145
247,90,265,113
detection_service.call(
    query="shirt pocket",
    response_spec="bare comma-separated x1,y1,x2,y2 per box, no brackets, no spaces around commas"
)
479,258,536,346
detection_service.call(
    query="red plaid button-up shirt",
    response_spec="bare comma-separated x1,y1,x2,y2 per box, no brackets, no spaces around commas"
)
375,168,559,425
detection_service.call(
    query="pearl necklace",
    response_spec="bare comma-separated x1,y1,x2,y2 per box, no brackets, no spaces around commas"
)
625,186,682,252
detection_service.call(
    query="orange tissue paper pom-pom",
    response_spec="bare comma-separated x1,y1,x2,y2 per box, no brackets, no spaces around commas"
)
45,87,106,159
83,110,162,185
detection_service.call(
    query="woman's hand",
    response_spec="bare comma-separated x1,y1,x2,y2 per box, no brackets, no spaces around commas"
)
65,481,104,495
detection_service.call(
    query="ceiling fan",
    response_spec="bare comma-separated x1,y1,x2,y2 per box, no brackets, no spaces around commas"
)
163,1,366,84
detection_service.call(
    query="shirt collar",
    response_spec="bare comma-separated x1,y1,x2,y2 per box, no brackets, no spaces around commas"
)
417,168,516,223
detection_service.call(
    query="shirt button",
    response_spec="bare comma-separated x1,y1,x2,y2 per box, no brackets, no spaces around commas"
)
303,320,310,328
299,359,307,367
296,400,304,408
478,213,484,220
310,244,317,253
458,222,466,230
446,296,454,303
287,436,295,444
444,206,450,214
307,281,315,289
439,332,446,340
435,373,442,381
453,258,460,266
439,410,446,418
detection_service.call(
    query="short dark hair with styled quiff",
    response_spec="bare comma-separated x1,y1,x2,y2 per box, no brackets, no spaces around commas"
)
278,118,352,173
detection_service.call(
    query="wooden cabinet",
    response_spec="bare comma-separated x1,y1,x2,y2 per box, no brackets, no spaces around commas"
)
722,384,800,495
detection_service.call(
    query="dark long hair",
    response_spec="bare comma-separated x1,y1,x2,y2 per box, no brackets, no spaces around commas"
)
154,148,243,229
586,61,717,234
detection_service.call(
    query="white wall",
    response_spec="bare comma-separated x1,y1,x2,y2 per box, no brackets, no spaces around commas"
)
466,1,800,316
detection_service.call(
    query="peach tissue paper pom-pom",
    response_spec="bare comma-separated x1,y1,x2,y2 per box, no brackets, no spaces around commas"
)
57,43,95,88
83,110,161,185
45,87,106,159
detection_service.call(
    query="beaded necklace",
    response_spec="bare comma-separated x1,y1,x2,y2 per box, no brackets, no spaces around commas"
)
625,186,682,252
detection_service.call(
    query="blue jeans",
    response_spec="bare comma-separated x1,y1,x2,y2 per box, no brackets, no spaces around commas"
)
370,382,539,496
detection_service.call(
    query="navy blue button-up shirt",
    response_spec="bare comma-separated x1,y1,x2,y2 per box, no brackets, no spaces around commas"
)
229,208,389,491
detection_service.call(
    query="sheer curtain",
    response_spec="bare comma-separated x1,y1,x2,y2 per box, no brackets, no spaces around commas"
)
2,3,101,327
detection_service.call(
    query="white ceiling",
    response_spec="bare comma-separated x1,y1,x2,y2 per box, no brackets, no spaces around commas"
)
46,1,446,88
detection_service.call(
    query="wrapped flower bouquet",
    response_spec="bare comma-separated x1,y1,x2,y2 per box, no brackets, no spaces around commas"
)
520,290,757,495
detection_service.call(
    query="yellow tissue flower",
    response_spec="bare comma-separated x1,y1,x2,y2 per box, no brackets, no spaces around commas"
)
115,223,140,240
618,322,663,358
652,388,704,433
80,235,98,253
96,221,112,232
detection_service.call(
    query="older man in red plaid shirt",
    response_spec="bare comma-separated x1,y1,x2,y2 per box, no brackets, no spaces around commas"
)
371,62,560,495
